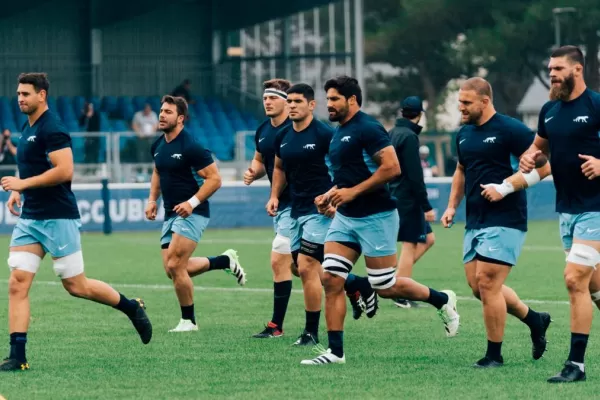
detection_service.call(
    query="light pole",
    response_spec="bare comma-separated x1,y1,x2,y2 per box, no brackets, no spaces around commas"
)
553,7,577,48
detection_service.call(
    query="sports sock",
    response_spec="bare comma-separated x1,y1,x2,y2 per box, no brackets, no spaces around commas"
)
208,255,230,271
305,310,320,336
426,288,449,310
9,332,27,362
521,307,542,333
344,273,357,293
486,340,503,362
328,331,344,358
568,333,589,364
181,304,196,325
271,280,292,330
113,293,139,317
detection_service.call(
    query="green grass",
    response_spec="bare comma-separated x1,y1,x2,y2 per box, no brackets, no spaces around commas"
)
0,221,595,399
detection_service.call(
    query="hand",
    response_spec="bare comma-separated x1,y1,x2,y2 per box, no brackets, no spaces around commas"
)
173,202,193,218
6,191,21,217
266,197,279,217
243,167,256,185
424,209,435,222
579,154,600,180
1,176,28,192
323,205,336,218
480,183,505,202
441,207,456,228
145,201,157,220
329,188,358,208
519,150,542,174
314,194,330,214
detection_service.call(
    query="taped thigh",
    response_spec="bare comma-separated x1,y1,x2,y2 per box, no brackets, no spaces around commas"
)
566,243,600,268
272,234,291,254
7,252,42,274
366,266,397,290
53,251,85,279
299,239,324,263
322,253,353,280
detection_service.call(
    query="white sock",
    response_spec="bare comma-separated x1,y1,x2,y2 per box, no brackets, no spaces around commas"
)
571,361,585,372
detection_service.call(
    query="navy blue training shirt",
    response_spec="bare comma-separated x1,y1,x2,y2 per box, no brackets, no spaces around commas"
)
456,113,534,231
274,118,334,218
17,109,80,220
151,129,214,219
255,118,292,210
328,111,396,218
538,89,600,214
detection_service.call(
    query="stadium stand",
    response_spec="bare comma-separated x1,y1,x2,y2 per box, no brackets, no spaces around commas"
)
0,95,260,163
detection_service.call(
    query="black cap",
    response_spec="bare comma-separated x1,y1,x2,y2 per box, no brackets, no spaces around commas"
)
401,96,423,114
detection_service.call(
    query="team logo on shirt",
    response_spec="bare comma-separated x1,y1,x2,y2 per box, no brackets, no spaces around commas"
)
27,136,36,142
303,144,316,150
483,137,496,144
341,136,351,142
171,153,182,159
574,116,589,123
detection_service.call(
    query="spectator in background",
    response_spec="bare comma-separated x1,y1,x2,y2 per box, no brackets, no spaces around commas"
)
419,145,439,177
171,79,192,104
79,102,101,166
132,103,158,163
0,129,17,178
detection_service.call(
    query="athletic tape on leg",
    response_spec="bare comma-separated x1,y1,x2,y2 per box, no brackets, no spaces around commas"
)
53,251,85,279
366,267,396,290
592,291,600,302
566,244,600,267
7,252,42,274
322,253,353,280
272,234,291,255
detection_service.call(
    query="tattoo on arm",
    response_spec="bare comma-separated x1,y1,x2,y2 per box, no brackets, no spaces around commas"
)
372,150,383,165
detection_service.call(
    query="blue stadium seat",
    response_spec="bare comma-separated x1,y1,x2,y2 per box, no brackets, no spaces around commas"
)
101,96,118,114
47,96,57,111
133,96,147,111
146,96,161,115
117,96,134,120
88,97,101,112
72,96,85,116
111,120,128,132
99,112,110,132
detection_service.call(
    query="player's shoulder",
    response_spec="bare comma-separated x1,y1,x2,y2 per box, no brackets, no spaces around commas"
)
151,134,164,152
495,113,532,134
39,110,69,135
313,119,334,136
356,111,386,135
583,88,600,110
540,100,560,116
181,129,206,150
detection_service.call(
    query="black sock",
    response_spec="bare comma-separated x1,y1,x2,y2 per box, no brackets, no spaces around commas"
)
426,288,449,310
486,340,503,362
208,255,230,271
328,331,344,358
344,274,358,293
521,308,542,333
9,332,27,362
113,293,139,317
305,310,320,336
568,333,589,364
271,280,292,329
181,304,196,325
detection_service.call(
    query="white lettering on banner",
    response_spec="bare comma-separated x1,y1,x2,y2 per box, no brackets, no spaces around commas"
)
0,203,19,225
427,188,440,199
77,199,164,226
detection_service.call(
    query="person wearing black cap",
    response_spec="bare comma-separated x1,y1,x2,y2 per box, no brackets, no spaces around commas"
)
388,96,436,309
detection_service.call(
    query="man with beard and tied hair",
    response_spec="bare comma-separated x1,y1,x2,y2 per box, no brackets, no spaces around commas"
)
515,45,600,383
145,95,247,333
301,76,459,366
441,77,552,369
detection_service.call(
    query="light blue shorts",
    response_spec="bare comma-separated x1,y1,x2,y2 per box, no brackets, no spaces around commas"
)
10,218,82,258
325,210,399,257
273,206,294,239
290,213,332,251
161,214,210,246
559,212,600,250
463,227,526,266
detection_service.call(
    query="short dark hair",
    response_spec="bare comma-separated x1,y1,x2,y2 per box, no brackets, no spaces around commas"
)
551,45,585,68
263,78,292,92
286,83,314,102
18,73,50,95
324,76,362,106
161,95,188,119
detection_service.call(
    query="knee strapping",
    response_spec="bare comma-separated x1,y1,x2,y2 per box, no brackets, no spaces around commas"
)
592,291,600,302
272,234,291,254
299,239,324,263
7,252,42,274
322,253,353,280
367,267,396,290
53,251,84,279
566,244,600,267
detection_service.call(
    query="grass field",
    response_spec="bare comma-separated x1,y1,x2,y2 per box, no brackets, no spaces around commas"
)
0,221,597,399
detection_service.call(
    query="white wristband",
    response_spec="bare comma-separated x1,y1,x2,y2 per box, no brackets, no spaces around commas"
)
496,181,515,197
522,169,541,187
187,196,201,209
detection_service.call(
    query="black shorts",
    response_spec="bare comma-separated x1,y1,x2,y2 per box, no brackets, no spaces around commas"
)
397,209,432,244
